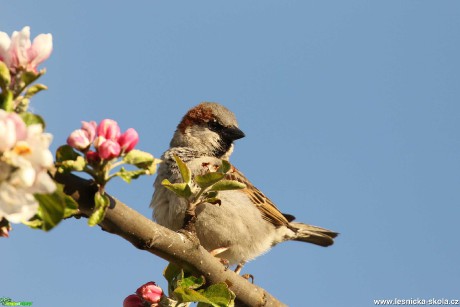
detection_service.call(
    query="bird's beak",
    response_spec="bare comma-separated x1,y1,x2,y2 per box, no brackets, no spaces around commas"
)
223,126,245,141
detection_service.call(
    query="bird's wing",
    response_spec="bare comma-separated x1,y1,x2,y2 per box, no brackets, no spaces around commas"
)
225,167,291,227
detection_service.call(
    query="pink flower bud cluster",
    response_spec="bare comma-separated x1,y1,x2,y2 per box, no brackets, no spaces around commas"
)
0,26,53,73
123,282,163,307
67,119,139,161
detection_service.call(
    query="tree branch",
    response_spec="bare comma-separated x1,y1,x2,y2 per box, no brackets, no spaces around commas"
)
52,171,286,307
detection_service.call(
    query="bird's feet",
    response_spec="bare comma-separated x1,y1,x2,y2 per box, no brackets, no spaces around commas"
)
209,247,230,270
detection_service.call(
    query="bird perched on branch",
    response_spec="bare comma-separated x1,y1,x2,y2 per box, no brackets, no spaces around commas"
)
150,102,337,271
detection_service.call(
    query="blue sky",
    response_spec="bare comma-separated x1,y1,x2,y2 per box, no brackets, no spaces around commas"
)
2,1,460,306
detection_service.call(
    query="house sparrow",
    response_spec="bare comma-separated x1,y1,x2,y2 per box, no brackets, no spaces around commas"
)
150,102,338,269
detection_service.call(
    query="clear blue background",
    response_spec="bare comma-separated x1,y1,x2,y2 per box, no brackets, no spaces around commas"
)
2,1,459,306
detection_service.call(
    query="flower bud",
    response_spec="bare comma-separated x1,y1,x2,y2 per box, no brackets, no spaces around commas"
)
85,150,100,164
123,294,143,307
97,140,121,160
96,119,120,141
118,128,139,153
0,26,53,73
136,282,163,304
67,129,91,151
81,121,97,143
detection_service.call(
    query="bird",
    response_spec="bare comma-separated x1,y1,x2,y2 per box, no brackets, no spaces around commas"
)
150,102,338,271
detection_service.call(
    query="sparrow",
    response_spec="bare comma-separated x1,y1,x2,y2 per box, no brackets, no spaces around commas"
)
150,102,338,270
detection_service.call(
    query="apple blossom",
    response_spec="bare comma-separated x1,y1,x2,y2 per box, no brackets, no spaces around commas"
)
96,119,120,141
67,129,91,151
118,128,139,153
123,294,143,307
0,26,53,73
0,112,26,152
81,121,97,142
0,110,56,224
97,139,121,160
136,282,163,304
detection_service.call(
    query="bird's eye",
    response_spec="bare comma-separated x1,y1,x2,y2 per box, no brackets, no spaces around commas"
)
208,119,223,131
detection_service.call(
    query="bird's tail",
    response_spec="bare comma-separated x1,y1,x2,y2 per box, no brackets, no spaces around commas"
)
289,222,338,247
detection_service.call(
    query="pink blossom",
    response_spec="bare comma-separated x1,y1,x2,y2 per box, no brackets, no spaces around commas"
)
123,294,143,307
0,111,27,152
136,282,163,304
97,140,121,160
0,26,52,73
67,129,91,151
118,128,139,153
81,121,97,143
96,119,120,141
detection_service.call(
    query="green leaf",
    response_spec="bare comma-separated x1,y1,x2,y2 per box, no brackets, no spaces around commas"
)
178,275,206,290
195,173,225,189
0,61,11,89
174,283,235,307
56,145,81,162
24,84,48,98
24,185,79,231
173,154,191,184
59,156,86,172
61,192,79,218
197,283,236,307
14,97,30,113
164,263,184,296
0,90,13,112
88,191,110,226
218,160,232,174
20,70,42,87
209,180,246,192
117,167,146,183
123,149,154,166
33,193,65,231
19,112,46,128
164,263,184,284
204,191,218,199
162,179,192,199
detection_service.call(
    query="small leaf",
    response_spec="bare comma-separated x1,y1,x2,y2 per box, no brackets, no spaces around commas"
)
218,160,232,174
123,150,160,175
56,145,81,162
164,263,184,296
19,112,46,127
61,192,79,218
88,191,110,226
204,191,218,199
209,180,246,192
0,90,13,112
195,173,225,189
24,84,48,98
173,288,211,305
117,167,146,183
173,154,191,184
164,263,184,284
20,70,41,86
174,283,235,307
162,179,192,199
198,283,236,307
31,192,65,231
123,149,154,165
0,61,11,89
25,185,79,231
178,275,206,290
59,156,86,172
